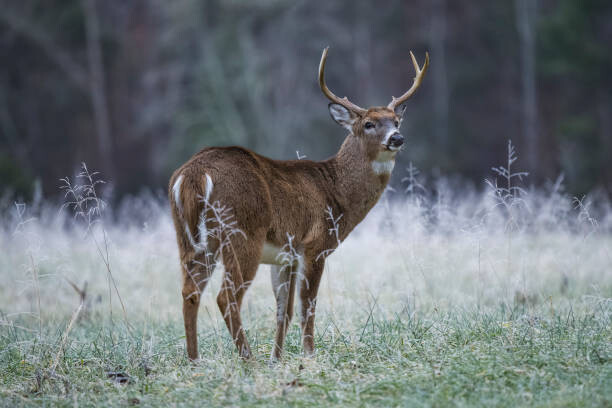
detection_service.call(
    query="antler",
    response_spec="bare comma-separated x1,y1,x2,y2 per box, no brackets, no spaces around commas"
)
387,51,430,110
319,47,367,115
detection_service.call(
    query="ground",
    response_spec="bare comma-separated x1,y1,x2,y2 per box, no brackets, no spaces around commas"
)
0,188,610,407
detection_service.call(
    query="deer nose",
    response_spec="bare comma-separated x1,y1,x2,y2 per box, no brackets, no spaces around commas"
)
388,132,404,147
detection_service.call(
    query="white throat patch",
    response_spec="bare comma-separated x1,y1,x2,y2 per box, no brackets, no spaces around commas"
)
371,150,397,175
371,160,395,175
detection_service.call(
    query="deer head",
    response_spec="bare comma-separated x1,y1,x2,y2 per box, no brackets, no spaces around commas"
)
319,47,429,161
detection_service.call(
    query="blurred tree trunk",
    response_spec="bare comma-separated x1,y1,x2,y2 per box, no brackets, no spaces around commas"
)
354,2,372,104
598,90,612,189
201,37,249,147
0,9,89,91
83,0,114,179
515,0,538,177
429,0,449,151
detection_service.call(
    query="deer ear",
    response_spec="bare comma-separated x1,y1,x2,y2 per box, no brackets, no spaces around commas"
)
394,104,407,128
394,104,407,119
329,103,358,131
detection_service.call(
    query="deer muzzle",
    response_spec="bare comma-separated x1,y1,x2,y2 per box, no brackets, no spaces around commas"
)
387,132,404,150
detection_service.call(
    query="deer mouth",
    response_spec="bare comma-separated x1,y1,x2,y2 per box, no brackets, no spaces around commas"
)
384,143,403,152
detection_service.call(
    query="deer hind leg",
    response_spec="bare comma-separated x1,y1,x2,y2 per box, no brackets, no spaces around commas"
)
270,263,298,361
217,237,263,359
181,243,218,361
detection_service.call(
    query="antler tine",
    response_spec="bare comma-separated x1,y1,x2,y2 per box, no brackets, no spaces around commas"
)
319,47,367,115
388,51,430,109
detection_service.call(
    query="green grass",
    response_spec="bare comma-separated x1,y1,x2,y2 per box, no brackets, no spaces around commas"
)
1,182,611,406
1,301,610,407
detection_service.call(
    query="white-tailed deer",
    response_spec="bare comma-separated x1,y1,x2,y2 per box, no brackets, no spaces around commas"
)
169,47,429,361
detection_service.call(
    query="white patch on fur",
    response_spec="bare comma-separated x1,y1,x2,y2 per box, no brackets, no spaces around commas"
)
196,173,214,251
260,242,283,265
371,150,397,175
371,160,395,175
183,173,214,254
184,222,204,253
196,210,208,250
204,173,213,203
172,174,184,214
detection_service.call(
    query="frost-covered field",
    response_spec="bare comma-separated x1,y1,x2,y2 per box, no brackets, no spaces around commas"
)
0,172,611,406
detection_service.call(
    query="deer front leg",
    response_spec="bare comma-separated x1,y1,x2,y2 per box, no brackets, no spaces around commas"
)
270,264,297,361
299,257,324,355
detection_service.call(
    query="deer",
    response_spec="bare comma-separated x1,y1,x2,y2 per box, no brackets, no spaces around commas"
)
169,47,429,361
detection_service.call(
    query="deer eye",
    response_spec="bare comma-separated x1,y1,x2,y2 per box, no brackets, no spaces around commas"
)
364,121,375,130
394,120,400,127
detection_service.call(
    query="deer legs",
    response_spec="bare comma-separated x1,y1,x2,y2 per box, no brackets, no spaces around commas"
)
270,264,297,361
271,256,325,358
182,283,201,360
271,255,324,359
181,236,326,361
299,257,324,355
181,250,217,361
217,241,262,359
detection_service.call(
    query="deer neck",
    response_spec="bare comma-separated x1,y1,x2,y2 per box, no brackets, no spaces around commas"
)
328,136,394,238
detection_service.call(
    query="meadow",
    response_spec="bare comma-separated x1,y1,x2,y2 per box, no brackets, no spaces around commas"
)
0,157,610,407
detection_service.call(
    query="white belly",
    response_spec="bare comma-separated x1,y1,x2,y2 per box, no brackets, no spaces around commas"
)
260,242,283,265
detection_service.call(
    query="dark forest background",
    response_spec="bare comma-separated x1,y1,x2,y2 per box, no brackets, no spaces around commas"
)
1,0,611,201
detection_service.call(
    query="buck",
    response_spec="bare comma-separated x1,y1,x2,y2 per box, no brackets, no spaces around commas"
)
169,47,429,361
